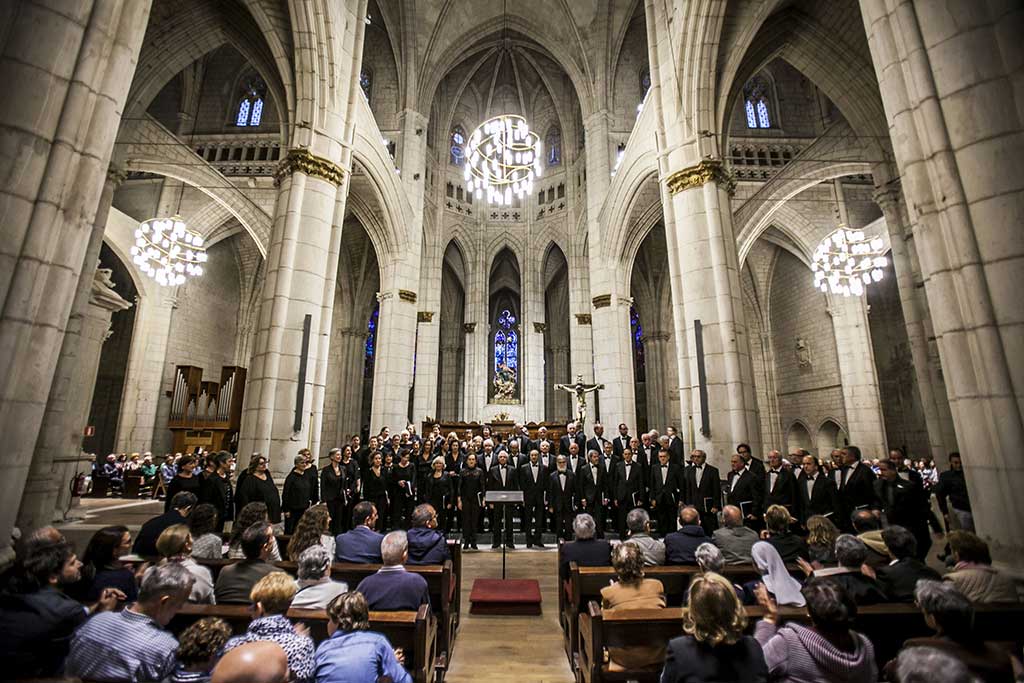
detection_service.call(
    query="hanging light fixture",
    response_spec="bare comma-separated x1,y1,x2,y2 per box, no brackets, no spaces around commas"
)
811,225,887,297
464,114,542,206
131,217,208,287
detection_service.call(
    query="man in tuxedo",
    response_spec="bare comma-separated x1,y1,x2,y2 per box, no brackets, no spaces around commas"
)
649,449,684,537
487,451,517,549
737,443,766,479
576,450,608,537
586,422,611,458
565,441,584,475
827,448,845,488
518,449,548,548
875,458,932,559
665,426,685,466
726,453,763,527
479,439,499,474
638,433,658,473
796,455,841,524
612,423,632,460
600,440,616,471
611,448,645,538
559,422,586,456
537,440,555,472
506,439,524,468
838,445,878,529
548,455,576,540
534,426,553,455
510,423,532,457
684,449,721,535
764,450,798,517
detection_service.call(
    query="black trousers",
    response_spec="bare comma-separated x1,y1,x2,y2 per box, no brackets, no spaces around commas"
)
653,499,677,538
284,507,307,535
461,502,481,544
325,498,346,536
391,495,414,530
522,499,545,543
580,499,604,537
553,506,574,540
490,504,515,545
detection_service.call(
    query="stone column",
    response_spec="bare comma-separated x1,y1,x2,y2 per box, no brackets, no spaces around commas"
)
369,281,418,433
116,291,176,452
0,0,151,560
860,0,1024,564
642,332,671,433
462,322,481,419
829,295,888,457
18,169,129,531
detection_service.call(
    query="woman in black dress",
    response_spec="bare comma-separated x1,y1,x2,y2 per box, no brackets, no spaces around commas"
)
339,444,361,532
390,449,416,529
442,437,462,473
164,454,200,512
320,447,347,535
423,456,454,533
234,454,282,525
362,451,389,529
415,447,434,503
458,453,485,550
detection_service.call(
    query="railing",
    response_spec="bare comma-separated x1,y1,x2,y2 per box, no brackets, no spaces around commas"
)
727,136,808,180
190,134,281,176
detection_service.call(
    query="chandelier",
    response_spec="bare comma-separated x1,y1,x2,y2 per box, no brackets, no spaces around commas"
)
131,216,208,287
464,114,542,205
811,226,887,297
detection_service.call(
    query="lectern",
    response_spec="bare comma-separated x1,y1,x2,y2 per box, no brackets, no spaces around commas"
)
484,490,523,579
470,489,541,615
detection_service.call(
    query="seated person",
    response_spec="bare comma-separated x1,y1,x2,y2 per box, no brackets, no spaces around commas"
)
661,573,768,682
188,503,224,559
165,617,233,683
622,508,665,566
746,541,806,607
883,580,1020,682
68,524,139,603
895,646,979,683
66,563,194,682
214,521,279,604
712,505,759,564
211,641,289,683
601,542,667,671
335,502,385,564
559,514,612,583
945,530,1022,604
291,545,349,610
315,591,413,683
227,503,282,561
355,530,430,611
0,535,121,678
156,524,215,603
808,535,888,605
694,543,744,598
805,515,840,567
753,578,876,683
223,572,315,682
133,491,197,556
876,525,940,602
761,504,808,562
851,510,891,569
666,506,708,565
406,504,450,565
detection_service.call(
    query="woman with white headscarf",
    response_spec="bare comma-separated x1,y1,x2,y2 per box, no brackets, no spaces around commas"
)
744,541,806,607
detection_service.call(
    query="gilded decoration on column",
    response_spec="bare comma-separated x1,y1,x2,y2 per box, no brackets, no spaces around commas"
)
592,294,611,309
417,311,434,323
665,159,735,195
273,148,346,187
398,289,418,303
575,313,592,325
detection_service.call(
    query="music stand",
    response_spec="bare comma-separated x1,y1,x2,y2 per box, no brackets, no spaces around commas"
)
484,490,523,579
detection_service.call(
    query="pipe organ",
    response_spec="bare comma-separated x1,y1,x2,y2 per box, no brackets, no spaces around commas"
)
168,365,246,453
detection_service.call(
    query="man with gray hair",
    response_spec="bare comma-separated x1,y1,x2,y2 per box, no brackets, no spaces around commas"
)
694,542,725,574
712,504,758,564
291,545,349,609
66,563,194,681
895,647,975,683
355,531,430,611
810,534,887,605
559,514,612,582
622,508,665,565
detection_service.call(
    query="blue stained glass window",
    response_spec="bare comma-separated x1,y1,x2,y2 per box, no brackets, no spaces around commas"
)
364,303,379,378
745,100,757,128
450,126,466,165
756,99,770,128
250,98,264,126
743,75,772,129
359,69,372,100
493,309,518,374
236,99,251,127
546,128,562,166
630,304,646,382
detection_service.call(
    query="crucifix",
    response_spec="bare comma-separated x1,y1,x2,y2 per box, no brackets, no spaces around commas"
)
554,374,604,429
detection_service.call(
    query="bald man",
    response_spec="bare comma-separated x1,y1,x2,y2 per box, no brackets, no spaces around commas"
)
211,641,288,683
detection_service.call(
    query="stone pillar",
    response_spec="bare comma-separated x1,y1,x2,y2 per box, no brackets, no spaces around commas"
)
18,169,129,531
642,332,671,433
829,295,888,457
0,0,151,560
860,0,1024,564
369,282,418,433
662,162,758,459
462,322,481,419
874,183,958,460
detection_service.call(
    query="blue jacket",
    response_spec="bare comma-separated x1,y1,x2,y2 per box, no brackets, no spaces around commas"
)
356,567,430,611
665,525,708,565
335,526,385,564
314,629,411,683
406,527,449,565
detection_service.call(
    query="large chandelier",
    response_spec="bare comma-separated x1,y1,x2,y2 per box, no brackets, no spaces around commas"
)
811,226,886,297
131,216,208,287
464,114,542,205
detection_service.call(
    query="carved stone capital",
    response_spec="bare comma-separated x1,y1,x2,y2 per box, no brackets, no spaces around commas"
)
575,313,592,325
592,294,611,309
107,164,129,187
872,182,903,212
274,148,346,187
463,322,476,333
398,289,417,303
665,159,734,195
417,311,434,323
533,322,547,333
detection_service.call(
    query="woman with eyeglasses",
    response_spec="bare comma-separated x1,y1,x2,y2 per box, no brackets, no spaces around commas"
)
234,454,282,525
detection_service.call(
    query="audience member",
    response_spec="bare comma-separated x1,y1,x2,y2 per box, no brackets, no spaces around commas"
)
355,531,430,611
694,543,725,575
166,616,233,683
747,541,805,607
875,459,933,559
228,502,282,561
314,591,412,683
661,572,768,682
286,504,335,562
761,504,808,562
600,542,666,671
66,563,194,682
214,521,279,604
934,452,973,533
809,535,887,605
945,530,1022,604
805,515,840,567
895,646,976,683
291,545,349,610
753,578,876,683
665,506,708,565
622,508,665,565
335,502,385,564
223,572,315,681
165,455,201,512
851,510,891,569
156,524,215,603
69,524,139,603
406,504,450,564
559,514,612,583
876,525,941,602
188,503,223,559
712,505,759,564
134,491,197,556
211,641,289,683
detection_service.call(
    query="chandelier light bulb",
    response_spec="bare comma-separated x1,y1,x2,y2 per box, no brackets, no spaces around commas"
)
811,224,886,297
465,114,543,206
133,215,208,288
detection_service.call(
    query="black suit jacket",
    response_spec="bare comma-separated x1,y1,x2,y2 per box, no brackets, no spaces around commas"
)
796,472,841,522
560,433,587,456
518,462,548,505
840,462,878,513
667,436,685,466
576,461,607,505
559,538,612,582
612,435,632,459
586,436,611,457
548,470,576,511
684,464,721,514
726,469,763,519
877,558,941,602
874,477,928,529
611,460,645,505
650,463,684,506
764,467,798,514
565,453,584,475
487,464,518,492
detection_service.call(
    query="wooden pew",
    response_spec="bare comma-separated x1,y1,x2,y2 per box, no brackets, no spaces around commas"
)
577,601,1024,683
171,603,440,683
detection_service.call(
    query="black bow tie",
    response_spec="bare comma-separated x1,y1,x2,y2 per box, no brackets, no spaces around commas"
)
770,469,780,474
559,472,566,477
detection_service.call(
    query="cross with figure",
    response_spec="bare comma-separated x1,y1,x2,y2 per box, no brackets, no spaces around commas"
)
554,374,604,429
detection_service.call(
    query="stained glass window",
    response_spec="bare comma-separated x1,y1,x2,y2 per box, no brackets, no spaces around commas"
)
756,99,770,128
743,76,772,129
250,98,264,126
236,77,267,127
546,128,562,166
450,126,466,165
364,303,379,378
745,100,757,128
359,69,372,101
236,99,251,127
640,69,651,97
630,304,646,382
493,309,518,374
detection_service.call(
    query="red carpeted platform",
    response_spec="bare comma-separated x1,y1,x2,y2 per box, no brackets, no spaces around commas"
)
469,578,543,615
